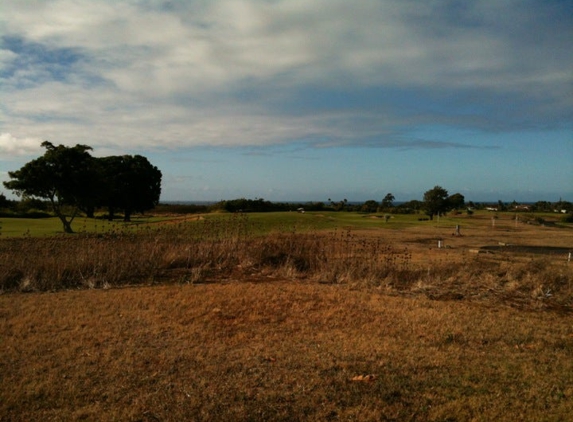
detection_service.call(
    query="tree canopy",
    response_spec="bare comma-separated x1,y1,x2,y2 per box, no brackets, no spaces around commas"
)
361,200,379,213
447,193,465,210
3,142,96,232
3,142,162,232
381,193,395,209
423,185,449,220
99,155,162,221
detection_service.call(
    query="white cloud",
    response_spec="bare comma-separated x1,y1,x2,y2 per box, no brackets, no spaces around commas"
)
0,0,571,155
0,133,44,156
4,0,569,92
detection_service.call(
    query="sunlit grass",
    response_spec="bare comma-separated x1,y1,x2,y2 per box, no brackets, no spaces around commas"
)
1,210,572,420
1,209,566,238
2,282,572,421
0,217,66,237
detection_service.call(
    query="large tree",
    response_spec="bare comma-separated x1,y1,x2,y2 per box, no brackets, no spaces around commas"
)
361,200,379,213
423,185,449,220
447,193,465,210
3,141,96,233
99,155,162,222
4,143,163,230
381,193,395,210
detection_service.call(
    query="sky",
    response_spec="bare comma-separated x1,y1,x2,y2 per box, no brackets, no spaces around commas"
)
1,0,572,203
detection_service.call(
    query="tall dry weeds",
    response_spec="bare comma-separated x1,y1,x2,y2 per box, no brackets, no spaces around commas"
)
1,215,571,311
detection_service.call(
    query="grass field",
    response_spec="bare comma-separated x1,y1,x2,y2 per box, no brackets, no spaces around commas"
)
0,209,567,237
2,282,572,421
1,210,572,420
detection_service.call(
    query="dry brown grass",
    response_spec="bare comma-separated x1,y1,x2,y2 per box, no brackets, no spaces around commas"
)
1,213,572,420
1,214,572,310
2,282,572,421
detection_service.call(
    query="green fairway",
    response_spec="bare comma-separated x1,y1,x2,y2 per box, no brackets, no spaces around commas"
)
0,212,410,237
195,211,426,233
0,217,158,237
237,210,487,231
0,217,67,237
0,210,564,238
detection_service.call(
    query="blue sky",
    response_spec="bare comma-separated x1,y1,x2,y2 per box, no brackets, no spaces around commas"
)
1,0,572,203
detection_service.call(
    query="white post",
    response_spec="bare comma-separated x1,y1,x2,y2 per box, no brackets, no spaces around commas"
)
438,240,443,249
568,252,572,263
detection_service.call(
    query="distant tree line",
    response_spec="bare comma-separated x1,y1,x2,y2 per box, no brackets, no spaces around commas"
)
2,141,162,232
322,187,465,219
3,183,571,224
198,188,571,218
3,157,572,231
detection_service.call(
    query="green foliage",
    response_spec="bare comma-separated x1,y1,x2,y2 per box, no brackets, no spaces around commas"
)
381,193,395,209
533,201,553,212
497,200,508,212
215,198,274,213
3,143,163,230
447,192,465,210
3,142,95,233
16,198,48,212
554,200,572,213
0,193,9,209
423,186,449,220
329,198,348,211
98,155,162,221
360,200,379,213
395,200,423,214
209,198,328,213
422,187,465,218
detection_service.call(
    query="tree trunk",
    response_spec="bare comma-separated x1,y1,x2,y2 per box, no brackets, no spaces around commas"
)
56,214,74,233
50,198,74,233
62,219,74,233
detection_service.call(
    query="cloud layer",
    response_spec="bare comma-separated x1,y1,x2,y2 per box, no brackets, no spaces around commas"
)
1,0,572,157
